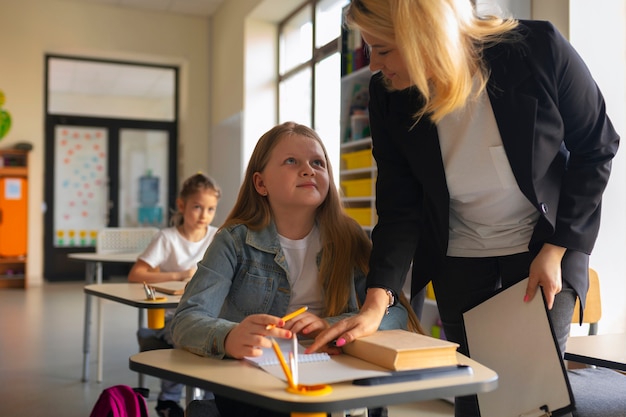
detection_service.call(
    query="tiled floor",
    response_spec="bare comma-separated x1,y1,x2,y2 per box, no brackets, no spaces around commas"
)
0,280,454,417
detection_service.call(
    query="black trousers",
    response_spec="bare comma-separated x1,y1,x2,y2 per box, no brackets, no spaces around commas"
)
431,252,577,417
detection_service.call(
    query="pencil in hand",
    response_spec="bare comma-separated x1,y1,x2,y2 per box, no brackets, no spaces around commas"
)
265,306,308,330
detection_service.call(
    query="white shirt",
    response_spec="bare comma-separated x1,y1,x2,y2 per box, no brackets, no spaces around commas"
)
139,226,218,271
437,87,538,257
278,225,324,316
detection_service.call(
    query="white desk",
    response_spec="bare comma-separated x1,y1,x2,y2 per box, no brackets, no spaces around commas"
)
83,282,182,384
565,333,626,371
129,349,497,416
69,251,141,382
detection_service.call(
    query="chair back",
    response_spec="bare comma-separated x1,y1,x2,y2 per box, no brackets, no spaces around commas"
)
96,227,159,254
571,268,602,335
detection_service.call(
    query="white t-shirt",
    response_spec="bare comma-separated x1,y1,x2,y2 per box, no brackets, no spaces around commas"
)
278,225,324,316
138,225,218,272
437,87,538,257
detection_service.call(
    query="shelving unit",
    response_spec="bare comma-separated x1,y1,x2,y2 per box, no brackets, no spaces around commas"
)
340,65,375,230
0,149,28,289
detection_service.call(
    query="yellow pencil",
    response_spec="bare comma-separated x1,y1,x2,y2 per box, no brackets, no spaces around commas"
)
270,337,296,389
265,306,308,330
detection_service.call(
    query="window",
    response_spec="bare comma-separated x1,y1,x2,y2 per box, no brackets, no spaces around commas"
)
278,0,350,179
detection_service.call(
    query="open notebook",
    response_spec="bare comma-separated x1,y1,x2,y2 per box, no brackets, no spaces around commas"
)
244,338,391,385
463,277,574,417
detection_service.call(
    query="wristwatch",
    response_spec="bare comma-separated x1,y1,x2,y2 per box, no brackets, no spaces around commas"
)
385,289,396,315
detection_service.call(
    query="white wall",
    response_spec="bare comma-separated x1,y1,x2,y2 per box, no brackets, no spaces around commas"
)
0,0,210,286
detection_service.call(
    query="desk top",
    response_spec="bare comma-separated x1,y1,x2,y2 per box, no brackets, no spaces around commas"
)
565,333,626,371
68,252,140,263
84,283,180,309
129,349,498,414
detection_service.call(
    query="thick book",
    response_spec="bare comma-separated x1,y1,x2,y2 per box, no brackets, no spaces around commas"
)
342,329,460,371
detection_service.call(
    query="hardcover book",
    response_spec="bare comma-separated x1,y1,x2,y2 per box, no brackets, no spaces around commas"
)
342,329,460,371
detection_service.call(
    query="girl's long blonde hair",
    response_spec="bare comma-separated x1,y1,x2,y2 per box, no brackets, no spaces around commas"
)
347,0,519,123
222,122,422,332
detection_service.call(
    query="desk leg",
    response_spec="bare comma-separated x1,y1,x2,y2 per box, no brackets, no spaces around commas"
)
138,308,145,387
82,262,96,382
97,296,104,382
96,262,103,383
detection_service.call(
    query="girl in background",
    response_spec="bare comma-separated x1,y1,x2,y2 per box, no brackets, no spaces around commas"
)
129,172,221,417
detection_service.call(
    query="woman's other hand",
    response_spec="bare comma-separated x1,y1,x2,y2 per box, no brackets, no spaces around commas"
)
524,243,566,309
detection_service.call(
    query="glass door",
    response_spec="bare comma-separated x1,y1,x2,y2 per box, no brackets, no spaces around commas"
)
44,55,177,281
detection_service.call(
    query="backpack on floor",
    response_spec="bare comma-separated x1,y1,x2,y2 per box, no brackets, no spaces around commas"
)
89,385,149,417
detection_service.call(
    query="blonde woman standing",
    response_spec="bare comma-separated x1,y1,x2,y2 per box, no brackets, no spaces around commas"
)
310,1,619,415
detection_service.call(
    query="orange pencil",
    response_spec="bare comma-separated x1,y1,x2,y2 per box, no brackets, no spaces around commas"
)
266,306,308,330
270,337,296,389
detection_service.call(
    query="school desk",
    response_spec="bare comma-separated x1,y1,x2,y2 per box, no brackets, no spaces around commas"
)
83,282,182,383
129,349,498,417
565,333,626,371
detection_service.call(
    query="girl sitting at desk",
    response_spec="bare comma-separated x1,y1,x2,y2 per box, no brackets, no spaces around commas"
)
129,172,221,417
171,122,421,417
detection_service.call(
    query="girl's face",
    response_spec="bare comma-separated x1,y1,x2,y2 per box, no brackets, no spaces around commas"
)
253,133,329,216
362,31,411,90
177,189,219,231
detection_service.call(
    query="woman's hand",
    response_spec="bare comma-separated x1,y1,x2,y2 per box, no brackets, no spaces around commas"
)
224,314,292,359
305,288,389,353
524,243,566,309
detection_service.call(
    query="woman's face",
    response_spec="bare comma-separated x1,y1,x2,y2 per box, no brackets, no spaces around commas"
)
362,31,411,90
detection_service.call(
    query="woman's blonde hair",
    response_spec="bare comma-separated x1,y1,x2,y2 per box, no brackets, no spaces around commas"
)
347,0,519,123
222,122,421,332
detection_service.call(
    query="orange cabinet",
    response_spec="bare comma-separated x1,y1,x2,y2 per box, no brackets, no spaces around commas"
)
0,149,28,288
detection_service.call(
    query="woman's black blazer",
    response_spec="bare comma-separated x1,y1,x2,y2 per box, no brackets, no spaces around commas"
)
366,20,619,309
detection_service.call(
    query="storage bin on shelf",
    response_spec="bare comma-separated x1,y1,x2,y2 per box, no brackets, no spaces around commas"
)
341,178,373,197
344,207,373,226
341,149,373,170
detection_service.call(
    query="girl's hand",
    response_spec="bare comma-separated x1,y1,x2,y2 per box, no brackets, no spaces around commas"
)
524,243,566,309
179,267,197,281
224,314,292,359
282,312,328,338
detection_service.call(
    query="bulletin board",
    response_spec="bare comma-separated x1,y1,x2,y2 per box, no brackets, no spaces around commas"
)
53,126,108,247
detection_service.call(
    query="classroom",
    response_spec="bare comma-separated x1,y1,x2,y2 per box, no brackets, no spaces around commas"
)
0,0,625,416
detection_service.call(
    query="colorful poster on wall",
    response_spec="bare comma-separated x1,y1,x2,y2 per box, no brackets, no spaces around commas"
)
53,126,108,247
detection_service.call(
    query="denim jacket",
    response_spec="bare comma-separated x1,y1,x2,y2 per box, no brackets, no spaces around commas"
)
170,222,409,358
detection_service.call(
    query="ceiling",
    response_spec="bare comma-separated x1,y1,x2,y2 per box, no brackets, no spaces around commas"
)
67,0,227,17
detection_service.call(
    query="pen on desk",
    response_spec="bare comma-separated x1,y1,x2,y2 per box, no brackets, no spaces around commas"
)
270,337,296,389
266,306,308,330
292,333,299,387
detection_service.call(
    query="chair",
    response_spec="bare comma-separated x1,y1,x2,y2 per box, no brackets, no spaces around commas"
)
571,268,602,335
96,227,159,255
